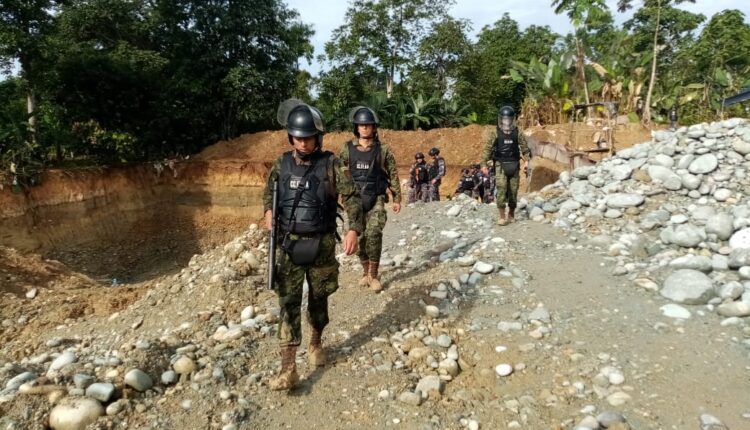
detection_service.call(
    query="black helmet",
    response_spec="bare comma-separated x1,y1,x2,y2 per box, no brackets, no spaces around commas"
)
287,105,324,138
415,152,425,159
499,105,515,118
351,107,379,125
498,105,516,131
428,147,440,156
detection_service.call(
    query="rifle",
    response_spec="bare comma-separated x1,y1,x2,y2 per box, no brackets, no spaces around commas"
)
267,180,279,290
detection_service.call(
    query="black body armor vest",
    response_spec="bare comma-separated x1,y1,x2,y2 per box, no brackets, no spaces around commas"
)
278,151,337,234
493,128,520,162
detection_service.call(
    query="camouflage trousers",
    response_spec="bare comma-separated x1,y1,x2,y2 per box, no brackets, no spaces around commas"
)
429,182,441,202
495,168,520,209
358,196,388,263
407,183,431,203
274,233,339,347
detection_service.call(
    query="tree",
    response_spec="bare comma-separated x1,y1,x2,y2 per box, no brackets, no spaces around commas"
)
323,0,452,98
455,14,558,124
0,0,64,146
416,17,471,97
551,0,610,110
618,0,704,124
45,0,313,162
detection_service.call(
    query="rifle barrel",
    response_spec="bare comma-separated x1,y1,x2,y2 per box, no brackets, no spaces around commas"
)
267,180,279,290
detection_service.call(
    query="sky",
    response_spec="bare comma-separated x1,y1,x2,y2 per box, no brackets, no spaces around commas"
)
286,0,750,76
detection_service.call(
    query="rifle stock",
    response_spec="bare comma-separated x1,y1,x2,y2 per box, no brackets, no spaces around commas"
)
267,180,279,290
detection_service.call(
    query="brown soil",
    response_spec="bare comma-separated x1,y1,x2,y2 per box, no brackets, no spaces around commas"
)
0,123,654,368
0,246,143,361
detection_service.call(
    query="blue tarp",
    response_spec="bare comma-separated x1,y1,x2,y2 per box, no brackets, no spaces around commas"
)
724,88,750,107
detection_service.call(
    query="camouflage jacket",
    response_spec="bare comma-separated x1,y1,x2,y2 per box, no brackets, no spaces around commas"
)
262,150,364,234
481,127,532,168
338,139,402,204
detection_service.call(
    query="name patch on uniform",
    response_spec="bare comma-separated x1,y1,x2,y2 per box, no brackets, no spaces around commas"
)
504,139,514,144
355,161,370,170
289,176,311,190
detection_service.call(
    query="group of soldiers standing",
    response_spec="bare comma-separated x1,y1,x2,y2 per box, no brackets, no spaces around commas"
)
406,147,446,203
261,99,530,391
454,164,496,204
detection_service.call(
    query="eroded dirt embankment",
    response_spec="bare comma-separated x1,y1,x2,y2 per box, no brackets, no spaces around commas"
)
0,161,269,281
1,123,649,281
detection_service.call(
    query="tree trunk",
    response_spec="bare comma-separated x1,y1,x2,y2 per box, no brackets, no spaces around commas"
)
26,86,37,146
576,38,590,106
643,0,662,126
386,64,394,99
575,37,592,119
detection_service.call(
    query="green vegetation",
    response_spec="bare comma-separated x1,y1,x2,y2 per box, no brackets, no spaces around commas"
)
1,0,749,186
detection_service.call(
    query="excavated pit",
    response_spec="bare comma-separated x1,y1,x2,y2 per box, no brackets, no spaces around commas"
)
3,123,636,284
0,161,267,283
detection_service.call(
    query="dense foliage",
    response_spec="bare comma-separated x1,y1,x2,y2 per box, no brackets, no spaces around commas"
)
1,0,749,185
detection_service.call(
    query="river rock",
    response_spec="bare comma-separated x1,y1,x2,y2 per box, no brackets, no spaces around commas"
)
648,165,680,185
173,356,195,374
681,173,702,190
661,269,716,305
660,224,706,248
49,351,77,373
729,228,750,249
606,193,644,209
688,154,718,174
398,391,422,406
660,304,691,319
124,369,152,392
731,138,750,155
416,375,444,399
668,255,712,272
716,301,750,317
706,214,735,241
85,383,115,403
4,372,37,392
728,249,750,269
49,398,104,430
495,364,513,376
472,261,494,274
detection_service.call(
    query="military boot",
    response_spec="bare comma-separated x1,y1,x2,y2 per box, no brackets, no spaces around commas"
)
496,208,508,226
269,345,299,391
308,328,326,367
369,260,383,292
508,206,516,223
358,260,371,288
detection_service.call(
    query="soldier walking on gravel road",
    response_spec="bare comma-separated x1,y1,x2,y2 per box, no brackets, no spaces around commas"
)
263,99,363,391
482,106,531,225
338,106,402,293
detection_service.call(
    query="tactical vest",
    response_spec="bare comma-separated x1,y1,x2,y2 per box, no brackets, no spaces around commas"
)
429,157,444,180
412,163,429,184
460,175,475,191
348,141,387,197
278,151,337,234
493,128,520,162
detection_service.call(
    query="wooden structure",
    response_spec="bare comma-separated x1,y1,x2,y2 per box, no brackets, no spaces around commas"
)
566,102,618,169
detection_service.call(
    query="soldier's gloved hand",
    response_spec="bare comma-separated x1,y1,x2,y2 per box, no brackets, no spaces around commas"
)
392,203,401,214
264,210,273,231
343,230,358,255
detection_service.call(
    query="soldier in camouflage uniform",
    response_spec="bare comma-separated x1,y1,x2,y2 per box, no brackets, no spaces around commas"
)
339,106,401,292
408,152,430,203
482,106,531,225
427,147,446,201
263,100,363,391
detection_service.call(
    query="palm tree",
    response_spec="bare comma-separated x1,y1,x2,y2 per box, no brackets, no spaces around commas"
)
551,0,610,114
